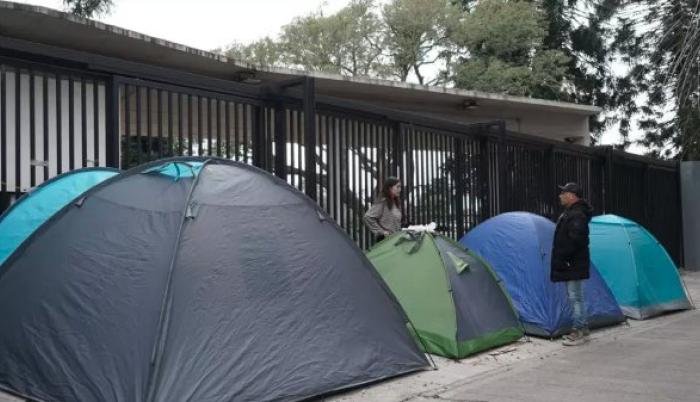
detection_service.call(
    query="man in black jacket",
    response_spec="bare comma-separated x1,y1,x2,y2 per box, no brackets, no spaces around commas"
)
552,182,594,346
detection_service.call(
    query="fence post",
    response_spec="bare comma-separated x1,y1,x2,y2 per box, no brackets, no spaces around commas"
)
105,76,121,168
303,77,317,201
676,161,685,267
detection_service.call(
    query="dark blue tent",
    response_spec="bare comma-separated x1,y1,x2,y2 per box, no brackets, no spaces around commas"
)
0,158,428,402
459,212,624,337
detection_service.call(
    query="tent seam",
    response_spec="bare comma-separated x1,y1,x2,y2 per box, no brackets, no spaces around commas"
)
143,159,213,402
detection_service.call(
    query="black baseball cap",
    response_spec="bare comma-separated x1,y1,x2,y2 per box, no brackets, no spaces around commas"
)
558,182,582,197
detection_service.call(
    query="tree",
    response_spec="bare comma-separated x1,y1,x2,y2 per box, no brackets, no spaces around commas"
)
449,0,569,97
275,0,385,76
63,0,113,17
635,0,700,160
223,38,284,67
381,0,461,83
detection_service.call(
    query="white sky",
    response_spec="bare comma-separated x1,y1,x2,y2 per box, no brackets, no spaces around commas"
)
16,0,351,50
16,0,638,151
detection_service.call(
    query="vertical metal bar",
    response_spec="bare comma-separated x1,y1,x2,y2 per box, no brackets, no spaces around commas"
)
303,77,317,200
197,96,203,156
363,122,370,247
81,78,87,167
111,79,122,168
454,135,465,237
215,99,222,157
478,137,489,222
274,103,286,178
167,91,174,157
346,119,353,241
438,133,445,234
604,146,613,213
210,98,216,156
67,75,75,170
456,137,462,238
157,89,164,158
135,85,142,165
43,74,50,177
429,131,436,226
318,115,326,211
421,130,428,225
244,104,251,164
420,129,428,226
328,116,336,221
336,117,343,229
187,95,193,156
289,110,295,186
0,66,5,192
252,104,264,167
145,87,152,160
15,69,21,193
177,93,184,156
409,127,417,226
225,101,231,159
93,79,100,166
234,103,241,161
354,120,360,243
392,122,401,177
56,75,64,172
29,71,36,186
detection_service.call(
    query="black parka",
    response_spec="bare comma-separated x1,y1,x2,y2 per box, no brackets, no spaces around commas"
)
551,200,594,282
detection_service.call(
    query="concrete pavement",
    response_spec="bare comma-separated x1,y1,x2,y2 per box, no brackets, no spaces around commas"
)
329,271,700,402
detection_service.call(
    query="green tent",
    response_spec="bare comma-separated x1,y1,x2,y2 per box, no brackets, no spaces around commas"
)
367,231,523,359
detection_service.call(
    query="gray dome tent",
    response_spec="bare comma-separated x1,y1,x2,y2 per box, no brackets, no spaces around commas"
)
0,157,428,402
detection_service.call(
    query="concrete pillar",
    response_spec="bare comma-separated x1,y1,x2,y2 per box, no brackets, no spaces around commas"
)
681,161,700,270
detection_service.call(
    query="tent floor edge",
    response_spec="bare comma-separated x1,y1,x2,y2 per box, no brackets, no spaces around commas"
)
455,327,524,358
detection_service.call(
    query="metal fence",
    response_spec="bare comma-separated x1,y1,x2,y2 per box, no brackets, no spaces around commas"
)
0,54,684,264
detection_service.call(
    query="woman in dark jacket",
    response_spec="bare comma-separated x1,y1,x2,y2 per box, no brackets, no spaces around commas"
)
364,177,403,242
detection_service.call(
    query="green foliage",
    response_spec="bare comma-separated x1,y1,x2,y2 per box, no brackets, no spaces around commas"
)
63,0,113,17
381,0,461,83
451,0,569,98
224,38,283,68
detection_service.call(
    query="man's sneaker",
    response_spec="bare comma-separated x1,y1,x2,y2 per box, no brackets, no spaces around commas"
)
563,328,590,341
562,330,589,346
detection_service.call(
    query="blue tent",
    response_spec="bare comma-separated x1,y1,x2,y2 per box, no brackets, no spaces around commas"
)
459,212,624,337
0,168,119,266
590,214,692,319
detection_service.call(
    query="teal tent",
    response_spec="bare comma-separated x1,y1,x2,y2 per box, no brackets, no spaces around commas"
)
0,168,119,266
590,214,693,319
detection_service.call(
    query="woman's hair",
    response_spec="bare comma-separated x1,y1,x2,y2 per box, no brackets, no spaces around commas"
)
379,176,401,209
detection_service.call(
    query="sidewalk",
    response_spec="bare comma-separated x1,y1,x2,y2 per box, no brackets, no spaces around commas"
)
328,270,700,402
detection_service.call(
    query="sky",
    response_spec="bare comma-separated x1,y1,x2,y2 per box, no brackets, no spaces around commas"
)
16,0,632,150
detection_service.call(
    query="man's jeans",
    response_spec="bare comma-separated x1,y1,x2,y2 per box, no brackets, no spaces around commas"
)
567,280,588,330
